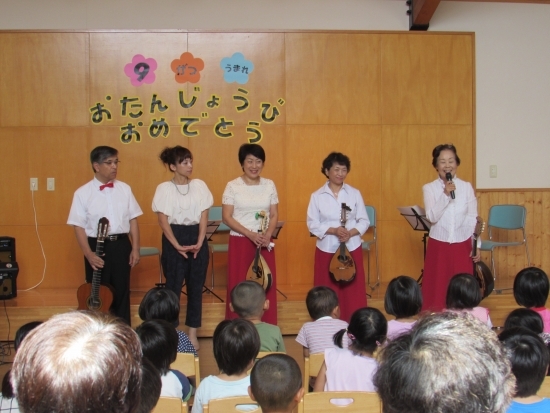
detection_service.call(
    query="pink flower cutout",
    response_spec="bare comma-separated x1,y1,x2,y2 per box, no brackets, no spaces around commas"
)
124,55,157,87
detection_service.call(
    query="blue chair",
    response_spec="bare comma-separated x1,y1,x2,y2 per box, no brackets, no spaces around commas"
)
139,246,163,284
480,204,530,280
208,206,231,289
362,205,379,290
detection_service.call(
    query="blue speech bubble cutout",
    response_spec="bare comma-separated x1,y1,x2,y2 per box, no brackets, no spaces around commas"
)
220,52,254,84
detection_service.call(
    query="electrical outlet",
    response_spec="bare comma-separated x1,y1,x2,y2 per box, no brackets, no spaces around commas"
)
30,178,38,191
47,177,55,191
489,165,497,178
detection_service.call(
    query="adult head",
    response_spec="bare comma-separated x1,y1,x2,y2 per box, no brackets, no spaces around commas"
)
249,354,304,412
431,143,461,181
159,146,193,180
374,312,514,413
238,143,265,182
384,276,422,318
11,311,142,413
90,145,119,183
305,286,340,320
138,286,180,327
513,266,549,308
321,152,351,186
213,318,260,375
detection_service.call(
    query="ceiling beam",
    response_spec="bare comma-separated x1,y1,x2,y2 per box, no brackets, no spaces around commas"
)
408,0,442,30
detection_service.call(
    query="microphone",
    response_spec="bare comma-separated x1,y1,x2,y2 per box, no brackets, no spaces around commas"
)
445,172,455,200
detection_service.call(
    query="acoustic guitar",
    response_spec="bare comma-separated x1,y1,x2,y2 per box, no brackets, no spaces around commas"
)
246,211,273,291
77,217,115,312
473,216,494,299
329,203,356,283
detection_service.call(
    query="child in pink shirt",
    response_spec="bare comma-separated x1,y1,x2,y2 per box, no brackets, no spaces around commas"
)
445,273,493,328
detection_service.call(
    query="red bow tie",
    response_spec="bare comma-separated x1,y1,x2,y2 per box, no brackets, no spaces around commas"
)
99,182,114,191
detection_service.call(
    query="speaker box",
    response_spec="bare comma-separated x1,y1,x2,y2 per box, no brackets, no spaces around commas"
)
0,237,16,262
0,262,18,300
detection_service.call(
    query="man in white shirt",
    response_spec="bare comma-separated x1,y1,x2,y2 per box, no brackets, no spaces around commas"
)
68,146,142,324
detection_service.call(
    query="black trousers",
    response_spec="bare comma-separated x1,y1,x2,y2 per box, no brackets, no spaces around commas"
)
162,224,209,328
85,236,132,325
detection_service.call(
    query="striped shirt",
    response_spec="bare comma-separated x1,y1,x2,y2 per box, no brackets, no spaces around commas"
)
296,317,349,354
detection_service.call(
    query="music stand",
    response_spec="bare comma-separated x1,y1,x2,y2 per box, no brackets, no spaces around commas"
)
397,206,431,284
271,221,287,299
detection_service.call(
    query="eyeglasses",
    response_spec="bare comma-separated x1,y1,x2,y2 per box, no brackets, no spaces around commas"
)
102,160,121,166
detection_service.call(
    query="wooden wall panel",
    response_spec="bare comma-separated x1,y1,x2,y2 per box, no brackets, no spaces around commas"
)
0,30,475,295
0,33,89,127
380,34,473,125
285,33,380,125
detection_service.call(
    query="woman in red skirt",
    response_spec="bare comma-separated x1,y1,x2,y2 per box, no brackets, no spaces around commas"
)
222,143,279,324
422,144,480,311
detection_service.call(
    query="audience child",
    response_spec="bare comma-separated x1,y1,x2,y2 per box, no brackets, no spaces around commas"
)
313,307,387,392
230,281,285,352
499,327,550,412
139,286,197,354
249,354,304,413
136,319,192,402
296,286,348,357
374,312,514,413
1,321,42,413
137,358,162,413
192,319,260,413
513,267,550,332
11,311,143,413
504,308,550,346
384,276,422,339
445,273,493,327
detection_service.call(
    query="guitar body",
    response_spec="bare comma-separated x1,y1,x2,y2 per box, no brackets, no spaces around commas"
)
76,282,115,312
329,244,356,283
246,249,273,291
76,217,115,313
475,260,494,299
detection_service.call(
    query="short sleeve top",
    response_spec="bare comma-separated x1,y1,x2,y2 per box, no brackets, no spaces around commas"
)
152,179,213,225
222,177,278,236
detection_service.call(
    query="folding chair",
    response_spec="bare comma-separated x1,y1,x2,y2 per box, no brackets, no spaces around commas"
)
303,353,325,393
208,206,230,289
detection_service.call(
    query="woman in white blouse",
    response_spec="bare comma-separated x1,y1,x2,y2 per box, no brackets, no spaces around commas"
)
152,146,213,349
222,144,279,324
307,152,369,322
422,144,480,311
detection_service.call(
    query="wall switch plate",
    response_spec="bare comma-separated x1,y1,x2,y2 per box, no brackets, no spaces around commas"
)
30,178,38,191
489,165,497,178
47,177,55,191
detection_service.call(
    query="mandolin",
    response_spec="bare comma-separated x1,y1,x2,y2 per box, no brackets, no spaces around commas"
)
77,217,115,312
246,211,273,291
329,203,356,283
473,216,494,299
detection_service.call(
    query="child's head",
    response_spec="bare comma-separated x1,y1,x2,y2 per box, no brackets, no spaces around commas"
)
334,307,387,354
445,273,482,310
230,281,267,319
137,358,162,413
305,286,339,320
499,327,549,398
504,308,544,334
384,276,422,319
213,318,260,375
135,319,178,375
513,267,549,308
138,287,180,326
249,354,304,413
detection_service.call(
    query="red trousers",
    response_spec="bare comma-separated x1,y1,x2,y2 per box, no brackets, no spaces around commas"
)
225,235,278,324
422,237,474,312
314,246,367,323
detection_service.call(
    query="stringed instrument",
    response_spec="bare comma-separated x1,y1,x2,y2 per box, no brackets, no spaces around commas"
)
329,203,356,283
246,211,273,291
77,217,115,312
473,216,494,299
